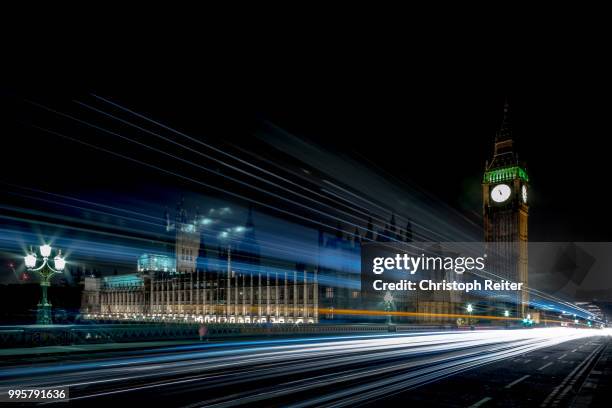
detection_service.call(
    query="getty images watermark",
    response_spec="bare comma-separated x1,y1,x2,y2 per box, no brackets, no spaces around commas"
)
361,242,525,296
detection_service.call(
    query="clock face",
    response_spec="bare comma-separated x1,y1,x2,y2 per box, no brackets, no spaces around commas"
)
521,185,528,203
491,184,511,203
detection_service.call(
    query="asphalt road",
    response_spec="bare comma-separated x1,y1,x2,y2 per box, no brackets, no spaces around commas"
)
375,335,608,407
0,328,608,407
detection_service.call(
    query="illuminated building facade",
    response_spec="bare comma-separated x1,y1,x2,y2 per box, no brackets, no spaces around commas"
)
82,204,319,324
137,254,176,273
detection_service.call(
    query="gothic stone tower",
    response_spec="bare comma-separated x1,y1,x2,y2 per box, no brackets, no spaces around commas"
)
482,101,529,317
170,198,201,274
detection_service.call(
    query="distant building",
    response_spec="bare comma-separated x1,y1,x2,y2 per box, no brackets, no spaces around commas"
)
82,203,318,324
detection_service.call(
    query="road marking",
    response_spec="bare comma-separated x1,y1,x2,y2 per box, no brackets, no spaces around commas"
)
469,397,492,407
538,362,553,371
524,359,532,364
505,375,530,389
558,354,567,360
540,344,605,407
571,349,577,352
542,356,548,359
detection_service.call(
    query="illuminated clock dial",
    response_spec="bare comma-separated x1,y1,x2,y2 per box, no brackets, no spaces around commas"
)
521,185,528,203
491,184,511,203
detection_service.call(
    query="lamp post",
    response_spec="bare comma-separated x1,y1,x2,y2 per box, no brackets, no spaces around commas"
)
218,224,246,320
466,303,474,327
384,291,394,325
24,244,66,325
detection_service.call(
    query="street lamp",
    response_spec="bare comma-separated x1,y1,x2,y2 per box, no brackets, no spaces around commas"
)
218,222,247,320
384,291,394,325
466,303,473,327
24,243,66,325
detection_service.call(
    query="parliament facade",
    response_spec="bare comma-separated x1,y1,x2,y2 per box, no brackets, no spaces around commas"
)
81,205,321,324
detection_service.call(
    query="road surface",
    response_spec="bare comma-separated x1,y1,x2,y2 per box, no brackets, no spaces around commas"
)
0,328,608,407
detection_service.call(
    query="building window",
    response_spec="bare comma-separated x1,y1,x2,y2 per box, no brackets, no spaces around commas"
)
352,291,359,299
325,287,334,299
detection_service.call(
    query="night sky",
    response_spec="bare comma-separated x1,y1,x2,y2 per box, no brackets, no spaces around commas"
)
2,62,611,242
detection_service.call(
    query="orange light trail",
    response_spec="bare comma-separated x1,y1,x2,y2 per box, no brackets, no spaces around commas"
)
318,308,576,325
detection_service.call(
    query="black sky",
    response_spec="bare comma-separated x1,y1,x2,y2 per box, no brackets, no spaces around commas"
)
2,55,611,241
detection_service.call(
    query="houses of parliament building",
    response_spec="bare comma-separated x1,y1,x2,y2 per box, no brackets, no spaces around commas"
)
81,205,323,324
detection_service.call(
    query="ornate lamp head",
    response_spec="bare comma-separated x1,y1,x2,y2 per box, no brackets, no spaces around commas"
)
53,250,66,271
24,252,37,269
40,244,52,258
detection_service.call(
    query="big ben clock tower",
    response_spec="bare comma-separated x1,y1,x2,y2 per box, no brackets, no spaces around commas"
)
483,101,529,317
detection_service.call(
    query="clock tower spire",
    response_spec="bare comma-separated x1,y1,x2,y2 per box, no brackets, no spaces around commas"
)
483,100,529,317
496,98,512,141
